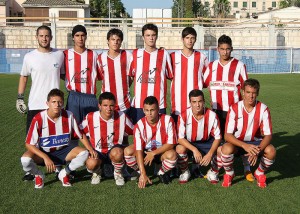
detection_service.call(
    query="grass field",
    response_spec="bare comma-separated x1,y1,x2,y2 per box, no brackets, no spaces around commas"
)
0,74,300,213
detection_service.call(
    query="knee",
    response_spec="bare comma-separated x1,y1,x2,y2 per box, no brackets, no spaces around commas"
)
86,158,101,171
221,143,235,155
264,144,276,160
110,147,124,162
164,149,177,161
176,145,187,154
124,145,135,156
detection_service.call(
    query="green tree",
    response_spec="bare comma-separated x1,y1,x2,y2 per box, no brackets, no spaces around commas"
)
88,0,130,18
212,0,231,19
279,0,300,8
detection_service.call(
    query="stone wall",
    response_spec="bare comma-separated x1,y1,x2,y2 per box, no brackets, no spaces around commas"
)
1,25,300,49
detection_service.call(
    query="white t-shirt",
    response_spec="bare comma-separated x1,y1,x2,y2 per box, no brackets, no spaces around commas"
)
20,49,65,110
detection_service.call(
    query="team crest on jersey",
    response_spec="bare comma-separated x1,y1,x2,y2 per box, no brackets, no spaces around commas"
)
145,140,162,151
39,134,70,148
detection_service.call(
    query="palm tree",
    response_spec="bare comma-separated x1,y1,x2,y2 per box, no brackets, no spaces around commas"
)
212,0,231,19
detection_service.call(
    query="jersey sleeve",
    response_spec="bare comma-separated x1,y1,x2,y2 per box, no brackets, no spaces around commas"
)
203,63,212,88
261,107,272,136
20,54,31,76
128,49,136,77
167,117,177,145
25,117,41,146
71,113,83,139
165,50,173,80
134,125,145,151
225,106,236,134
124,115,134,136
96,54,104,80
239,63,248,86
177,115,186,139
79,116,90,137
211,114,222,140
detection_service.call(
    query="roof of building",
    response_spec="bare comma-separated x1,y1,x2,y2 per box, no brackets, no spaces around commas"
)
22,0,88,8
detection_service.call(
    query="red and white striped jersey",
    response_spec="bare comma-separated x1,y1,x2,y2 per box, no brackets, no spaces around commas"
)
128,48,173,109
97,50,131,111
64,48,100,95
178,107,221,142
203,58,248,111
225,100,272,142
80,110,133,154
134,114,177,151
26,109,82,152
170,50,208,115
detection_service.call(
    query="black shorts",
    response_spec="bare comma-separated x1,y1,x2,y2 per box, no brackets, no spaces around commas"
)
96,144,125,164
235,140,262,156
42,144,77,165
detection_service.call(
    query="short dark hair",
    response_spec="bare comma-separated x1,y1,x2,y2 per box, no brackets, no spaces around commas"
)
218,34,232,47
72,24,87,37
47,89,64,102
143,96,159,107
142,23,158,36
182,27,197,38
189,89,204,101
36,25,52,37
98,92,116,105
243,78,260,94
107,28,123,41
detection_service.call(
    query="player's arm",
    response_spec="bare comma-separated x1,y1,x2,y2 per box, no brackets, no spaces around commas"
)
136,149,152,188
16,75,28,114
25,143,55,173
225,133,260,156
79,134,98,159
201,138,221,166
178,138,202,163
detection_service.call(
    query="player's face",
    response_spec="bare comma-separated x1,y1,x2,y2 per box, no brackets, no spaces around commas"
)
73,32,87,48
108,35,122,52
182,34,196,50
143,104,159,124
218,43,232,61
36,29,52,49
47,96,63,115
190,96,205,115
143,30,157,49
99,99,115,119
243,85,258,106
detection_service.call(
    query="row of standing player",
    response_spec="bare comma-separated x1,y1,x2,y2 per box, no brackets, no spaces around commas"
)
16,23,275,188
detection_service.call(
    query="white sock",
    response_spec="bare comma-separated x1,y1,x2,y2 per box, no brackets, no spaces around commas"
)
68,150,89,171
21,157,43,176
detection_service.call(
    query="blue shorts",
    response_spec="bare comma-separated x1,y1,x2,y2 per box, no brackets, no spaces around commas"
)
235,140,262,156
96,145,125,164
187,137,215,158
42,144,77,165
66,91,99,123
130,108,166,124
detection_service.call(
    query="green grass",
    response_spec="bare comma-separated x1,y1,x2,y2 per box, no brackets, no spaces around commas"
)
0,74,300,213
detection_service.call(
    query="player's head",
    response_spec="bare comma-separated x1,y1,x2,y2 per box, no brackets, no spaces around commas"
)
182,27,197,50
189,89,205,115
107,28,123,51
242,78,260,106
182,27,197,38
143,96,159,124
36,25,52,49
72,25,87,48
46,89,64,114
98,92,116,119
142,23,158,49
217,34,233,61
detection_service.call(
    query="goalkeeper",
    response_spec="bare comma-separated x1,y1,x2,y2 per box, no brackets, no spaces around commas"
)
16,25,65,180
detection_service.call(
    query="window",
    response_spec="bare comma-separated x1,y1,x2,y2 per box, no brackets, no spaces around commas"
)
243,2,247,7
252,2,256,7
272,1,276,7
233,2,238,7
59,11,77,20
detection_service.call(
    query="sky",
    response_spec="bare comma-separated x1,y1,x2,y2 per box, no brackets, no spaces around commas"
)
121,0,173,16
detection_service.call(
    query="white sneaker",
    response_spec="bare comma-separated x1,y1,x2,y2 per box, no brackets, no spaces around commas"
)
34,174,45,189
179,170,191,184
58,169,72,187
91,173,101,185
114,172,125,186
206,169,219,184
